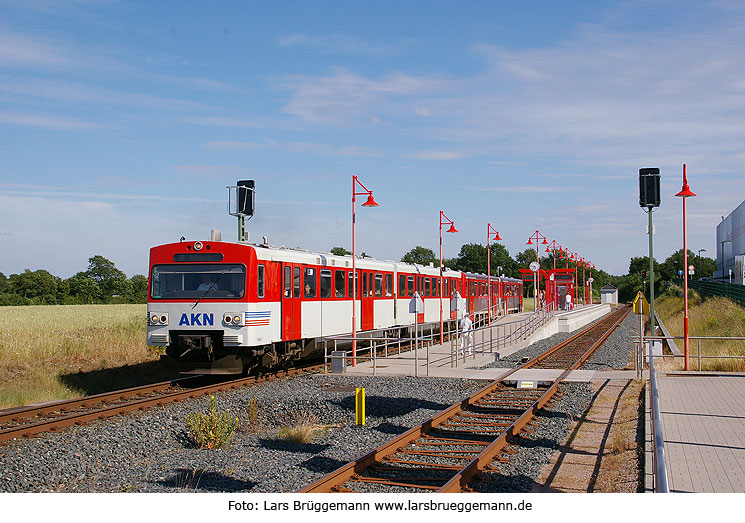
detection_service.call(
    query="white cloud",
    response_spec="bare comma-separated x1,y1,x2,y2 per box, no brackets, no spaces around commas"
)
409,150,466,160
0,111,100,130
276,32,414,57
278,67,453,125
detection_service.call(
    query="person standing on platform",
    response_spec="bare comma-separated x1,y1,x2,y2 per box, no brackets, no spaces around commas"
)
459,314,473,354
565,293,572,311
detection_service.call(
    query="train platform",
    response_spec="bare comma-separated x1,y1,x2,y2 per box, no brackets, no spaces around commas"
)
336,304,614,382
650,371,745,492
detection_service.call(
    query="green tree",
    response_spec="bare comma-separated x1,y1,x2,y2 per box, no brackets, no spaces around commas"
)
66,272,101,304
85,255,128,302
130,274,148,303
330,246,351,256
401,246,437,266
515,248,540,268
8,269,59,304
488,243,517,278
453,243,487,273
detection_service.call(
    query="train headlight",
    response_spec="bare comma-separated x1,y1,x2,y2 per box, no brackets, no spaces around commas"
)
233,315,242,324
148,313,168,326
223,314,233,325
194,241,203,251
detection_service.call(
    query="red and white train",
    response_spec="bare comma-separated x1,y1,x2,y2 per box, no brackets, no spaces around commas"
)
147,237,523,374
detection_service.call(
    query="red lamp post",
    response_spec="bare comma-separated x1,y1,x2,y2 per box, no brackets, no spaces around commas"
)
440,211,458,344
487,223,502,323
545,240,561,270
526,230,548,311
351,175,379,366
676,164,696,370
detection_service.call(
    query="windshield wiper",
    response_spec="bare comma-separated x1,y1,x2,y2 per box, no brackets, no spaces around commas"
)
191,274,223,310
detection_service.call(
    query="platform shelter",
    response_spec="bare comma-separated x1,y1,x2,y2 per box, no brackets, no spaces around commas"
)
546,268,576,310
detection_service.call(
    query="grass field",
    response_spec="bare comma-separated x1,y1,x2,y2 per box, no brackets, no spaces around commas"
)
0,304,167,409
656,291,745,371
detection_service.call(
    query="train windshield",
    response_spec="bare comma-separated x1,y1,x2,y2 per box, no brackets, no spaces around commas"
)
150,264,246,299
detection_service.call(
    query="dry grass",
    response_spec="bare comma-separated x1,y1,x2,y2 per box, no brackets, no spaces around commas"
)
656,294,745,372
592,379,645,492
276,412,328,443
0,304,163,408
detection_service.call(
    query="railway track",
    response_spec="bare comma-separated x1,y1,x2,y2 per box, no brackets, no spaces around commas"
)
0,365,321,444
299,305,631,493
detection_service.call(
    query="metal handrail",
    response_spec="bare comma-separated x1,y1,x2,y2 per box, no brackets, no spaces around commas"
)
649,347,669,492
322,301,563,370
634,334,745,371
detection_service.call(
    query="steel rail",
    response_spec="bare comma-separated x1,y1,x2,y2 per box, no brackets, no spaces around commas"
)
0,377,199,425
299,305,631,493
438,305,631,492
0,365,320,444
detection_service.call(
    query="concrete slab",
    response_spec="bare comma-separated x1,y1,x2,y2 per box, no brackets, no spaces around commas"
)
654,372,745,492
335,304,612,381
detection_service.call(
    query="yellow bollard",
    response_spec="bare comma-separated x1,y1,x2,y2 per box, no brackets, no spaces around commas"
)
355,387,365,426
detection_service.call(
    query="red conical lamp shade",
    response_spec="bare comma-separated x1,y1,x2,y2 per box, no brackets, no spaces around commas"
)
676,164,696,198
447,223,458,233
362,193,380,207
493,232,502,241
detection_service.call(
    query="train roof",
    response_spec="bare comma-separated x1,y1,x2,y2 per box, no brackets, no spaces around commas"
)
151,240,519,282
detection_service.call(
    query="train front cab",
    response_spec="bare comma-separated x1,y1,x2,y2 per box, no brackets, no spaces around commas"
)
147,241,263,374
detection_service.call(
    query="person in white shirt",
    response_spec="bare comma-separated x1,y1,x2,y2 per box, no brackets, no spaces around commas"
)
197,274,217,292
459,314,473,354
565,293,572,311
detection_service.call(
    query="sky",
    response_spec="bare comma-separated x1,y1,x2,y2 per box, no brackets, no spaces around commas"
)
2,0,745,279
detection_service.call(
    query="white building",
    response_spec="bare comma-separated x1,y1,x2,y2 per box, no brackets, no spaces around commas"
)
600,286,618,305
715,199,745,284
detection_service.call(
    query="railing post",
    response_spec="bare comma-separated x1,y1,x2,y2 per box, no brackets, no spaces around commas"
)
372,340,376,376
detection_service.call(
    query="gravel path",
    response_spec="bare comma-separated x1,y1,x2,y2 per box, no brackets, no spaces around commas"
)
0,308,636,493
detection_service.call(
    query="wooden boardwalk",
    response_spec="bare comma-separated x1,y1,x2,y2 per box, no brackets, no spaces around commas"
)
656,372,745,492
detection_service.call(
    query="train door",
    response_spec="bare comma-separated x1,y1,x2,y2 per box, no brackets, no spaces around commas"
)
360,270,374,331
281,264,302,340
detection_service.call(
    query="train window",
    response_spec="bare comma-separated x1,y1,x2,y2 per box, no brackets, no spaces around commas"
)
407,276,414,296
375,273,383,297
294,267,301,298
284,266,291,297
424,277,430,297
335,270,346,298
150,263,245,299
385,274,393,297
417,276,423,295
348,271,358,298
304,268,316,298
399,274,406,296
362,272,368,297
320,270,332,298
369,272,374,296
257,265,265,299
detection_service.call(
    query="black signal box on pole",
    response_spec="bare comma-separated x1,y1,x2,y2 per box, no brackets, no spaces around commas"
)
639,168,660,208
237,180,255,216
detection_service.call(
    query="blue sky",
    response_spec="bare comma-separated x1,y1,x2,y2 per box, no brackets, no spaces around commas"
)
2,0,744,278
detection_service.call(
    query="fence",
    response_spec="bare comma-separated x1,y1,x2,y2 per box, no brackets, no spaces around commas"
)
323,302,557,374
674,279,745,308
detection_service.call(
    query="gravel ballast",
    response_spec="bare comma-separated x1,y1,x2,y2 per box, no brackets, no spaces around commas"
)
0,308,637,493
